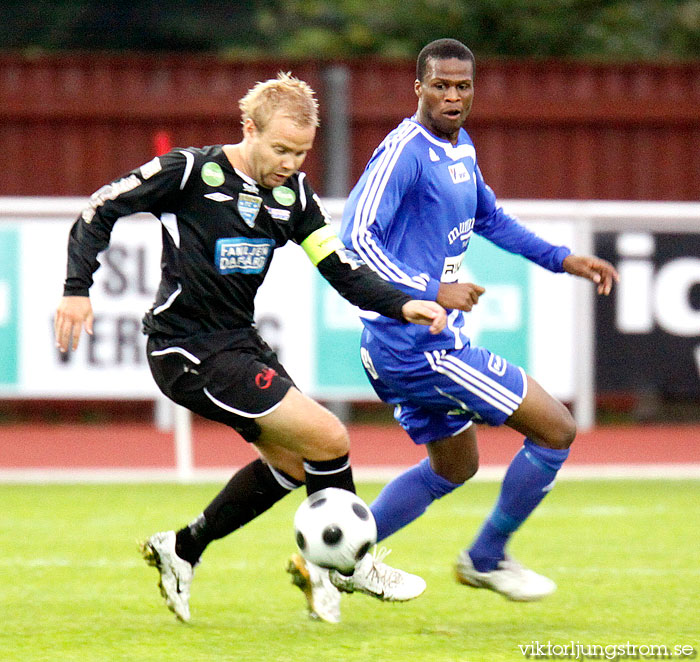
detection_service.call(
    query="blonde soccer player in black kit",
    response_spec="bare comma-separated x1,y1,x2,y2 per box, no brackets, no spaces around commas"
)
55,73,447,624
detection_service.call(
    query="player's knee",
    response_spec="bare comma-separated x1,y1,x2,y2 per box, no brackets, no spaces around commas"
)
463,455,480,481
304,417,350,460
326,423,351,457
431,455,479,484
446,457,479,484
549,406,576,449
446,468,475,484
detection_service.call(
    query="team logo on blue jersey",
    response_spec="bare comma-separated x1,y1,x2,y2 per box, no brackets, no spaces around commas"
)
448,162,471,184
447,218,474,245
237,193,262,228
487,354,507,376
215,237,274,274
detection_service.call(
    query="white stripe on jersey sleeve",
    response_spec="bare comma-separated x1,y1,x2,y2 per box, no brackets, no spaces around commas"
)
153,283,183,315
350,123,430,292
160,212,180,248
177,150,195,190
298,172,307,210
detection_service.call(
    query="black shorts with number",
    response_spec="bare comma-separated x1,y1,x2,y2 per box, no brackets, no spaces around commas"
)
147,328,295,443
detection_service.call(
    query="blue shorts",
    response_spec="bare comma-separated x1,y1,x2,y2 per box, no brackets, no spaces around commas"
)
360,328,527,445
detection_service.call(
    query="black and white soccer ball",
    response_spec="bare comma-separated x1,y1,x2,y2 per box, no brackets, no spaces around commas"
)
294,488,377,574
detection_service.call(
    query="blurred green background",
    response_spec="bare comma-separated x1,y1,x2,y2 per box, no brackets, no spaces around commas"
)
2,0,700,59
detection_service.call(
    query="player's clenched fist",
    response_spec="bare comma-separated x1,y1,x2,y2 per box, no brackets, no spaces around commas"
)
436,281,486,312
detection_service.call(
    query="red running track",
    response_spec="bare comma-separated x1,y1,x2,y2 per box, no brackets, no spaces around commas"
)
1,421,698,469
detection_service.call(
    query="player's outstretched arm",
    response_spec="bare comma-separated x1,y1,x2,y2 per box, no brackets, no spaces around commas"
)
54,295,94,352
562,254,619,295
402,300,447,334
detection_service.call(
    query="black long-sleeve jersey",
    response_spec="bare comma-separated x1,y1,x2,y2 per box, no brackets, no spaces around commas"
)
63,145,411,338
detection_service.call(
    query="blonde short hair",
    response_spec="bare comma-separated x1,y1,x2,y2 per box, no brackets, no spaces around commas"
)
239,72,320,131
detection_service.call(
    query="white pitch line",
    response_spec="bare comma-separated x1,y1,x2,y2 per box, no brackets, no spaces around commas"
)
1,558,697,577
550,566,700,576
0,558,260,570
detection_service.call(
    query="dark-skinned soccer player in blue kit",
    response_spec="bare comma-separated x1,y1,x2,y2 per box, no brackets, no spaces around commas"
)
290,39,619,620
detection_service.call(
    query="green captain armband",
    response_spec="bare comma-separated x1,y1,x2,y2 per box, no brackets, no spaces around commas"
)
301,225,345,266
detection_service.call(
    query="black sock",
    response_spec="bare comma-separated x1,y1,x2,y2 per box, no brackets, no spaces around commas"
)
175,459,301,565
303,454,356,495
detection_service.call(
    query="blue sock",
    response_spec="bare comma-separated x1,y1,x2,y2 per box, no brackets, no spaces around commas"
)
469,439,569,572
371,458,462,542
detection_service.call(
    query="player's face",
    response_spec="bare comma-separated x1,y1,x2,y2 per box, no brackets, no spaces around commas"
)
415,57,474,143
245,112,316,189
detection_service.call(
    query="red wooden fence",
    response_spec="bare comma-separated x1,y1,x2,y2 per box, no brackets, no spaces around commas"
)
1,54,698,200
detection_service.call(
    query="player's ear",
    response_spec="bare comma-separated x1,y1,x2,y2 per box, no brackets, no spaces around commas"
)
242,118,258,141
414,79,422,99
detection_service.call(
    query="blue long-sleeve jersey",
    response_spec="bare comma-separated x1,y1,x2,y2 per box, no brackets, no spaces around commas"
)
340,117,571,351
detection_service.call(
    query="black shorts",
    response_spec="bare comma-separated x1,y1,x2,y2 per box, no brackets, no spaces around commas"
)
147,328,295,443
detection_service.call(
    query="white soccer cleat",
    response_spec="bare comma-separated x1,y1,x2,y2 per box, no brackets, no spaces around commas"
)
455,549,556,601
140,530,194,622
287,553,341,624
330,547,427,602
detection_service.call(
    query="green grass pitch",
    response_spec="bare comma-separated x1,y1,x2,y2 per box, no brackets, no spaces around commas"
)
1,480,698,662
